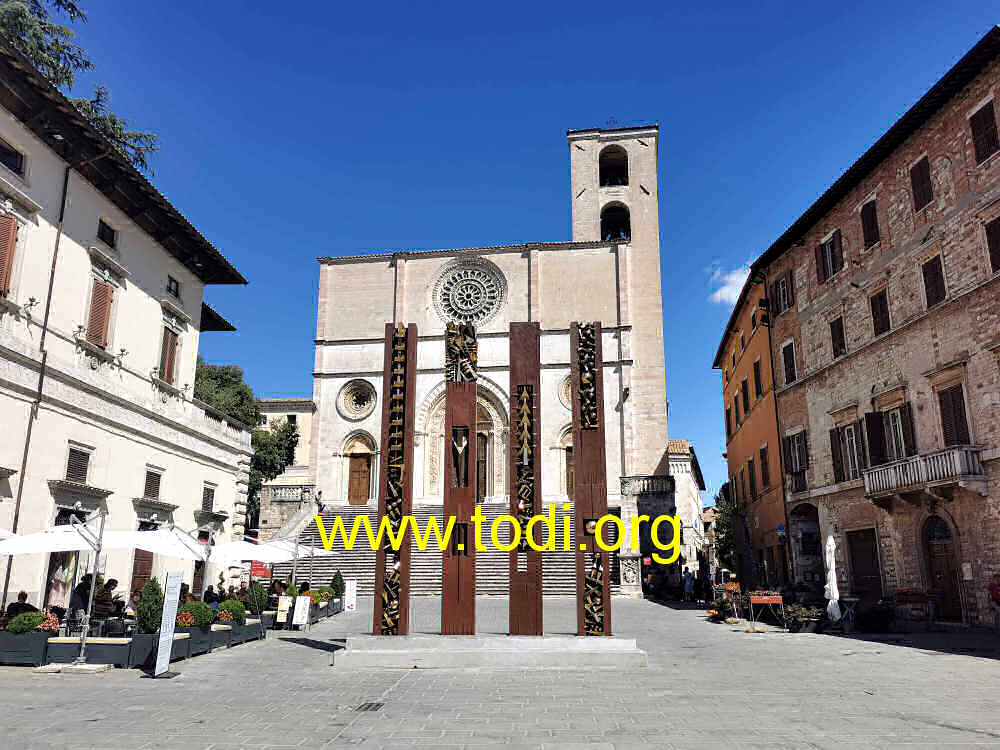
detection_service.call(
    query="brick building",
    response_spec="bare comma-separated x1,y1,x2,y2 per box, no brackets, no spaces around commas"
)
722,28,1000,624
713,273,788,587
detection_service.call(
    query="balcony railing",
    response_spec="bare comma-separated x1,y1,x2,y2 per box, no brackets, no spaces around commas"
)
863,445,985,498
263,485,315,503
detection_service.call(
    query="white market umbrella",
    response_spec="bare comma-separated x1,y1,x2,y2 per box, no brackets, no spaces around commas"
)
124,527,207,561
0,527,13,541
824,535,842,622
0,525,205,560
264,538,336,559
208,540,294,565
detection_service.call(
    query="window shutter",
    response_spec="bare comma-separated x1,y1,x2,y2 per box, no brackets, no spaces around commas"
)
815,244,826,283
832,230,844,273
864,412,887,466
871,291,890,336
768,281,778,313
160,329,178,384
66,448,90,484
201,485,215,512
861,201,880,248
939,385,970,446
784,270,795,307
830,428,845,483
910,156,933,212
0,213,17,296
987,216,1000,273
922,256,946,308
854,420,868,470
760,446,770,487
830,317,846,358
782,436,793,473
801,431,809,468
86,280,113,348
782,343,796,384
900,402,917,456
970,101,1000,164
143,470,161,500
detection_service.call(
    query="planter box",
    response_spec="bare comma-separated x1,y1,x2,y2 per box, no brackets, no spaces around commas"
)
129,633,157,668
331,597,344,615
245,618,263,641
309,604,320,624
176,626,212,655
210,624,232,649
229,622,252,645
0,631,49,666
47,637,131,667
318,601,329,618
260,611,277,630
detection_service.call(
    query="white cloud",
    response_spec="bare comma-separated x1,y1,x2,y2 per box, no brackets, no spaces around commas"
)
708,265,750,306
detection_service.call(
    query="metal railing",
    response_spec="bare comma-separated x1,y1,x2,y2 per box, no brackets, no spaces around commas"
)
863,445,984,497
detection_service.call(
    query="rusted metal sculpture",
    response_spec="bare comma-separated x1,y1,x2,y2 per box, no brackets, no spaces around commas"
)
571,321,612,636
373,323,416,636
442,322,477,634
509,322,543,635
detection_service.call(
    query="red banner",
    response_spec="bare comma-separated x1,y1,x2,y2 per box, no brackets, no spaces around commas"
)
250,561,271,578
750,595,782,605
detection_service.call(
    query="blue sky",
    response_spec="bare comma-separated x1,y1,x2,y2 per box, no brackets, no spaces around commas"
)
70,1,999,504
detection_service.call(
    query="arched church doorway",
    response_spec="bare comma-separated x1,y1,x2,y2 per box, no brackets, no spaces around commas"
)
344,433,375,505
924,514,961,620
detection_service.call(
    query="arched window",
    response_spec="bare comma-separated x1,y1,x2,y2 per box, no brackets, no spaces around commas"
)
601,204,631,241
599,145,628,186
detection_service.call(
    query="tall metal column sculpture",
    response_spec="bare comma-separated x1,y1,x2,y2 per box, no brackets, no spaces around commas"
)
509,322,543,635
570,321,612,636
373,323,417,636
442,322,477,635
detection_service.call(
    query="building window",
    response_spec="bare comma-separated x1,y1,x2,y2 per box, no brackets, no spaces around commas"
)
938,384,971,446
772,271,794,314
751,310,757,329
747,457,757,500
600,204,630,241
887,408,906,460
86,279,114,349
739,467,746,505
860,200,880,248
741,378,750,414
159,327,179,384
65,446,91,484
731,352,736,368
830,316,846,359
815,230,844,284
0,136,24,176
740,332,745,352
784,431,808,492
0,213,19,297
166,275,180,298
143,469,162,500
753,359,763,398
970,100,1000,164
864,404,916,465
870,289,890,336
725,407,732,440
201,484,216,513
97,219,117,249
843,424,861,481
598,145,628,186
987,216,1000,273
733,394,740,425
287,413,297,427
910,156,933,212
782,342,796,385
922,255,946,309
760,445,770,488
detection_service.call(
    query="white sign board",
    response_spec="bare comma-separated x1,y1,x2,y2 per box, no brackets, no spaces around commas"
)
292,595,311,626
277,595,292,623
155,571,184,676
345,579,357,612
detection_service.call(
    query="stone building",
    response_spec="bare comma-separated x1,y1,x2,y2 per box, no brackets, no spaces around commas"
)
260,125,673,597
0,38,251,607
713,270,788,587
255,398,315,532
666,439,707,584
727,28,1000,624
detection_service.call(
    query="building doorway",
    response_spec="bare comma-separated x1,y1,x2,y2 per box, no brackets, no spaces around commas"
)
129,521,159,595
565,446,575,501
475,433,488,502
347,454,371,505
846,528,882,609
924,515,961,620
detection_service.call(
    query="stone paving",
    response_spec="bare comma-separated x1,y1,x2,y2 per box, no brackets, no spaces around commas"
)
1,597,999,749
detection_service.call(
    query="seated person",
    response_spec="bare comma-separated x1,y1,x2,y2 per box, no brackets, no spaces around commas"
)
5,591,38,619
68,574,93,613
92,578,118,618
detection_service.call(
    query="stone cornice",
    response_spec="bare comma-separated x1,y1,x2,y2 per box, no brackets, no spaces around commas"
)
47,479,113,500
0,465,17,480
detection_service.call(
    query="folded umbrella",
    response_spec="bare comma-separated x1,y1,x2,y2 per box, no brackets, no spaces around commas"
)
208,540,295,564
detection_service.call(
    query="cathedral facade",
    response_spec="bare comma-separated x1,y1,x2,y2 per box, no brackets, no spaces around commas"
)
263,125,673,596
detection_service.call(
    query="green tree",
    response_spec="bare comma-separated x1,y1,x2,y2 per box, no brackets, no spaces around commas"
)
0,0,159,171
136,577,164,634
194,358,299,529
713,484,738,570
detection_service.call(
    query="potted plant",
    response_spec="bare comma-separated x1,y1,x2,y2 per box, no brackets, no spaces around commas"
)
785,604,825,633
308,590,323,623
331,571,345,613
317,586,334,618
0,611,54,666
175,601,214,655
217,600,247,645
128,578,163,668
246,581,270,636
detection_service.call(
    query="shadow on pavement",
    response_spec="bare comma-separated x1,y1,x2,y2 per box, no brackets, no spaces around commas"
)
276,637,346,653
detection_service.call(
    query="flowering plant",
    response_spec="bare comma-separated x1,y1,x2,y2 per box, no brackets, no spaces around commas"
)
308,590,323,605
706,609,719,616
176,610,195,628
749,590,780,596
217,609,233,624
37,611,60,633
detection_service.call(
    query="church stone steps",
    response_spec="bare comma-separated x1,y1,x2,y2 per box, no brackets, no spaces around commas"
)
269,503,620,596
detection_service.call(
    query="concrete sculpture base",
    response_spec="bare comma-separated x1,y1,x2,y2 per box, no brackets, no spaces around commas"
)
334,635,647,670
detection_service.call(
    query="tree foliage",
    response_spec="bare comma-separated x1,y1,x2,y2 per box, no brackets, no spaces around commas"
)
136,577,163,634
713,484,738,570
249,420,299,523
0,0,159,172
194,357,261,427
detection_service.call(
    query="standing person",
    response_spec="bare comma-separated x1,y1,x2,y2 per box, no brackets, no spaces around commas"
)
68,574,92,614
683,567,694,603
203,585,217,609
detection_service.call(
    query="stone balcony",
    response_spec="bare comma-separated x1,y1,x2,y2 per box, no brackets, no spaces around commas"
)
863,445,987,508
263,484,315,504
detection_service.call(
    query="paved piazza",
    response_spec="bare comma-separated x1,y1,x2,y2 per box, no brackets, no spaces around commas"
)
1,598,998,749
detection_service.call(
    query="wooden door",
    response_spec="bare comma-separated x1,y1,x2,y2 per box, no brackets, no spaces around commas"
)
347,454,371,505
565,446,575,500
925,516,961,620
475,433,488,502
130,550,154,595
846,528,882,609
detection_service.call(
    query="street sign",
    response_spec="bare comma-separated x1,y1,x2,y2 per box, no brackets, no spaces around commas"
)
277,595,292,623
292,595,310,626
154,571,183,677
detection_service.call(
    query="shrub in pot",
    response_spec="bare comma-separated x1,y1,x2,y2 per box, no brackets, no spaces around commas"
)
129,578,164,668
331,571,345,597
176,601,213,655
247,581,267,616
218,599,247,644
0,611,56,666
